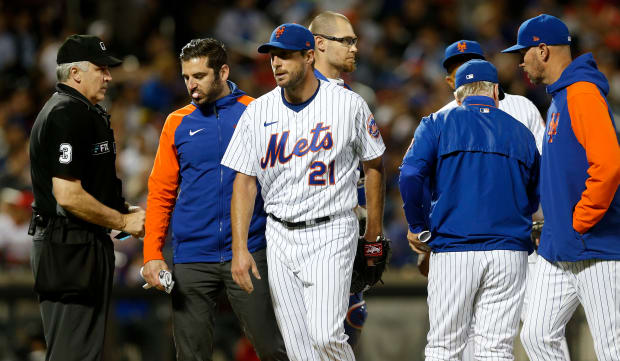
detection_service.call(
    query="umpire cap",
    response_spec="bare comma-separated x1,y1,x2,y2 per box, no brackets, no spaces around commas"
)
57,34,122,67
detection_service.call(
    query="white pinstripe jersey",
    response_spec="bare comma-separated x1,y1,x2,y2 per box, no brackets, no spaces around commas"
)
438,93,545,153
221,80,385,222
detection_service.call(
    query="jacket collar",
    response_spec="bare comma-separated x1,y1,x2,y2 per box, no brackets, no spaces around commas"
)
462,95,496,107
56,83,95,107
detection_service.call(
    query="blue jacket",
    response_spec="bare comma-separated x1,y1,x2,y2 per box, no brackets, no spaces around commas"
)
399,95,540,252
539,53,620,262
144,81,267,264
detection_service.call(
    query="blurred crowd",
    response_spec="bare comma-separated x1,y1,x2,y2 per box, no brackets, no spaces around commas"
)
1,0,620,281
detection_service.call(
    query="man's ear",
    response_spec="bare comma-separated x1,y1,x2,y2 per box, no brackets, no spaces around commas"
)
306,49,315,65
539,43,550,62
219,64,230,82
445,75,455,91
314,36,325,52
70,66,82,83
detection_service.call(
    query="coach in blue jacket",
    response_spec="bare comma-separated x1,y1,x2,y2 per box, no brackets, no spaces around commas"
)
399,60,540,360
142,38,287,360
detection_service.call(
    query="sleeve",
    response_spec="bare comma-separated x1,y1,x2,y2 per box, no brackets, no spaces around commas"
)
143,114,182,263
399,117,438,232
526,100,545,154
354,98,386,161
527,151,541,215
221,108,257,175
568,92,620,233
47,109,89,180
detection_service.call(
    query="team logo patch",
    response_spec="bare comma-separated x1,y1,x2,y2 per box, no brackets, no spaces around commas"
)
59,143,72,164
92,141,110,155
480,108,489,113
275,26,286,39
363,242,383,257
457,41,467,53
366,114,381,138
99,41,106,51
532,36,540,42
547,112,560,143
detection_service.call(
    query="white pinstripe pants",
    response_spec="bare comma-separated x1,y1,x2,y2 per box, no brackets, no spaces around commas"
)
265,213,357,361
461,251,571,360
521,256,620,361
426,250,527,361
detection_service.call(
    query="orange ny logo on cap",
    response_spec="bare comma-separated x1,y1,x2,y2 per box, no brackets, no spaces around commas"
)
533,36,540,41
276,26,286,39
457,41,467,53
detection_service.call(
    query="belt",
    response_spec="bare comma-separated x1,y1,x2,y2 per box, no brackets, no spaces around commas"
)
268,213,330,229
30,213,110,235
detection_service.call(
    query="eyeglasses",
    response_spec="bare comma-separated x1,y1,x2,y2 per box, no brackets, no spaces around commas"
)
313,34,358,47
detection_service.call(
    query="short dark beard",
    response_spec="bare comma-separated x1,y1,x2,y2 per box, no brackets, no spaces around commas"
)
279,66,306,90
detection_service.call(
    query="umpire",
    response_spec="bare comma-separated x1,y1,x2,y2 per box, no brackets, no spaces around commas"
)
29,34,145,361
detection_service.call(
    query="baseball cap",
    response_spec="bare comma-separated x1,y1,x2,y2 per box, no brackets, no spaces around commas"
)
454,59,499,89
258,23,314,54
56,34,122,67
502,14,571,53
442,40,485,70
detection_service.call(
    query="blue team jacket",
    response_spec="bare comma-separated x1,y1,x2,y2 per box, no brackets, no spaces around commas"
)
399,95,540,252
145,81,267,264
539,53,620,262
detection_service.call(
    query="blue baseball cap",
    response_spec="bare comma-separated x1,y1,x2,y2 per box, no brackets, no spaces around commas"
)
455,59,499,89
442,40,485,70
258,23,315,54
502,14,571,53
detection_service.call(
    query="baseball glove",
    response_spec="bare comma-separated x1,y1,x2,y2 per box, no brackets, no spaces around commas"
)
350,236,391,293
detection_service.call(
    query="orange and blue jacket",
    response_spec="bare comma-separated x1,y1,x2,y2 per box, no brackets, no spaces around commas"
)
539,53,620,262
143,81,267,264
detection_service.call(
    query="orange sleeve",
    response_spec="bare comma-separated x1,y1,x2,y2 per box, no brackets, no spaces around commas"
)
567,82,620,233
237,94,254,106
143,107,192,263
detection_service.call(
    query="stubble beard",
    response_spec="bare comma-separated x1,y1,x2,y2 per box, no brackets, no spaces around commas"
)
526,58,546,85
338,59,356,74
278,66,306,90
195,80,224,105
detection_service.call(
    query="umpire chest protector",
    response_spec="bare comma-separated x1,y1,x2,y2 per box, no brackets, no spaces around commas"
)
30,83,126,218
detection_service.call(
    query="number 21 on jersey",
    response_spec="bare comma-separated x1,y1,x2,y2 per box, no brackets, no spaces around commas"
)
309,160,335,186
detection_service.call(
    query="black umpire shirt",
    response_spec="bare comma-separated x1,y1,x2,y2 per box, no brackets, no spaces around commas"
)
30,83,126,219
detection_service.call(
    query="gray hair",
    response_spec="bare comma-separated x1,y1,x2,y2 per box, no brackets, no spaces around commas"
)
454,81,496,103
56,61,90,82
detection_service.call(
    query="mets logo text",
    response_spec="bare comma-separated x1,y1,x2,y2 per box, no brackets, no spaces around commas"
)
276,26,286,39
457,41,467,53
260,122,333,169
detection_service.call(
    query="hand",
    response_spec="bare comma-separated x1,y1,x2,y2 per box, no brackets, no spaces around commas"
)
231,248,260,294
407,230,431,254
122,208,145,237
142,259,169,291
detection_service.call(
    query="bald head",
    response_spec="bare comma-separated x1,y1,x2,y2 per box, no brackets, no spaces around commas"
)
309,11,351,34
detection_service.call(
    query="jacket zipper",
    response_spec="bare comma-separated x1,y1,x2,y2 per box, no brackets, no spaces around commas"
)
215,104,225,264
